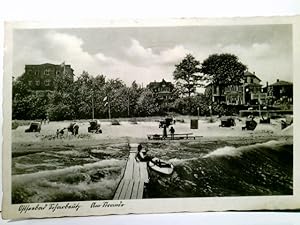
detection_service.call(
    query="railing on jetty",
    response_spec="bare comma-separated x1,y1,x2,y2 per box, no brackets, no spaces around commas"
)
113,143,149,200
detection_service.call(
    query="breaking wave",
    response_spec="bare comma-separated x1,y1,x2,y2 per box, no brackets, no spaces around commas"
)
12,159,126,203
203,140,285,158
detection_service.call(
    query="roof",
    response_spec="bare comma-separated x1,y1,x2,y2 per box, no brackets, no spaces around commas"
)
147,79,173,88
244,71,261,81
25,63,72,67
269,80,293,86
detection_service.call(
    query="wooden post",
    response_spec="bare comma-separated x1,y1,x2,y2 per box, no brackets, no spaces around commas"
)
108,95,111,120
92,95,94,120
127,95,130,117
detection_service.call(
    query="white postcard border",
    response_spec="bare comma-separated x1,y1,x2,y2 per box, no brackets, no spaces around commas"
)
2,16,300,219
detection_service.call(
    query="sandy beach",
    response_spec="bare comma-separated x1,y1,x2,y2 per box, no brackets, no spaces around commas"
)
12,116,292,148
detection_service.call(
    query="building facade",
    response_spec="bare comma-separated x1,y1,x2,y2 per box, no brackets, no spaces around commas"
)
242,71,263,105
267,79,293,105
206,71,263,106
22,63,74,90
147,79,175,101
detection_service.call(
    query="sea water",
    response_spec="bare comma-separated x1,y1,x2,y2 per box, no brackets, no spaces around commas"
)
12,147,127,203
145,140,293,198
12,139,293,203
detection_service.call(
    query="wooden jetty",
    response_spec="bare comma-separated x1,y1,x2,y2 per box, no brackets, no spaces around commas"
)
113,143,149,200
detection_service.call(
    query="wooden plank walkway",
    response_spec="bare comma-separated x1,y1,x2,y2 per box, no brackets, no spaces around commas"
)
113,143,149,200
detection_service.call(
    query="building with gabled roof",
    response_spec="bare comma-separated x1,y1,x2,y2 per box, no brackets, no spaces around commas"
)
267,79,293,105
147,79,175,101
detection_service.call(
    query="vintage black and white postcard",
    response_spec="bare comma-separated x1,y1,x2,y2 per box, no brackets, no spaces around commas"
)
2,17,300,219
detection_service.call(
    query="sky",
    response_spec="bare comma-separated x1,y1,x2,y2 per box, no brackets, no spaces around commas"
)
13,24,293,87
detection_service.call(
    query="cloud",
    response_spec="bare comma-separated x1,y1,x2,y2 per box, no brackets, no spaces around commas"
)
125,39,156,62
124,39,190,66
160,45,191,64
14,32,189,85
13,30,292,87
221,42,271,59
215,42,291,84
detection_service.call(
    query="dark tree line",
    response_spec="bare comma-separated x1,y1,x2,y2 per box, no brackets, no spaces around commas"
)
12,53,247,120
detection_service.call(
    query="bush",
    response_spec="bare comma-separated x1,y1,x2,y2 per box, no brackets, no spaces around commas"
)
47,104,75,121
12,120,31,129
12,121,19,130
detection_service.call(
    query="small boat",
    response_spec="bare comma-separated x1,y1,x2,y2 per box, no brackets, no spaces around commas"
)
148,157,174,175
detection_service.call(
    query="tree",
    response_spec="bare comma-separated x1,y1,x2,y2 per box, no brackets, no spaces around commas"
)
173,94,211,116
12,76,30,100
72,72,107,119
173,54,202,97
127,81,143,117
200,53,247,86
136,89,160,116
97,78,128,118
13,92,51,120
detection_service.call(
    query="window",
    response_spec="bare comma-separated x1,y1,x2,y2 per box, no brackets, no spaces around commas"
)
35,80,40,86
251,78,253,83
45,80,50,86
56,70,60,75
44,68,51,75
28,81,32,86
34,71,39,76
27,69,33,75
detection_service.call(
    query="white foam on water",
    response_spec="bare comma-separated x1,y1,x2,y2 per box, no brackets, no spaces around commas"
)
169,157,199,165
12,158,125,185
203,140,285,158
14,162,61,169
16,174,121,203
204,146,237,158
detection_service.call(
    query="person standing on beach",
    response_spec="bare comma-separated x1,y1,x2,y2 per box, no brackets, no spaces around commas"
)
170,126,175,140
163,124,168,139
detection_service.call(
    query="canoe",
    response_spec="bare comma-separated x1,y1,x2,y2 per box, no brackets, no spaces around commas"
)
148,157,174,175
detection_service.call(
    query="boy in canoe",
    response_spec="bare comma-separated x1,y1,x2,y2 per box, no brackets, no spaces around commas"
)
136,144,153,162
136,144,170,167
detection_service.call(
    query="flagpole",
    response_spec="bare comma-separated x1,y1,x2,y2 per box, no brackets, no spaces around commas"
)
92,95,94,120
108,95,111,120
103,94,111,120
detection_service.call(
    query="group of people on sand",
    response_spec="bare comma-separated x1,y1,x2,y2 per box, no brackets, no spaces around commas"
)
162,125,175,140
41,116,50,125
56,122,79,138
